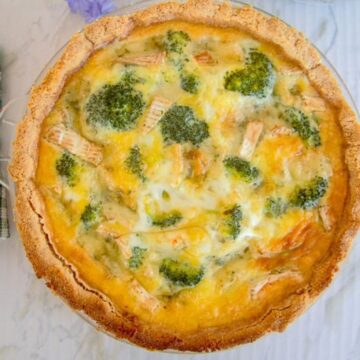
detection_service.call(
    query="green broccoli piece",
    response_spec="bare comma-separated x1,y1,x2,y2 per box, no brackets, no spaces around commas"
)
159,258,204,287
163,31,200,94
128,246,147,269
265,197,287,218
280,106,321,147
80,204,100,229
160,105,209,145
151,211,182,228
223,156,260,183
164,30,190,54
224,50,275,98
223,204,243,239
121,71,144,86
290,176,328,209
85,75,145,131
55,152,77,186
180,72,200,94
125,145,146,181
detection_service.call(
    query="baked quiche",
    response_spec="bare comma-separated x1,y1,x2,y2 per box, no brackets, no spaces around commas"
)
10,0,360,352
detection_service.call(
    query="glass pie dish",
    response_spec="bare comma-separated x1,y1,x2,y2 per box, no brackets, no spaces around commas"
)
1,0,358,353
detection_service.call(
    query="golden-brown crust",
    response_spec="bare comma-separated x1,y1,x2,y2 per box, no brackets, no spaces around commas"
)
84,15,135,48
9,32,93,181
10,0,360,352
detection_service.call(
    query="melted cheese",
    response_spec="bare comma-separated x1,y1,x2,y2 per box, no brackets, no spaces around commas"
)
35,21,347,332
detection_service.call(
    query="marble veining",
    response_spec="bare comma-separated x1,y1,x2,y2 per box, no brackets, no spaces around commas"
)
0,0,359,359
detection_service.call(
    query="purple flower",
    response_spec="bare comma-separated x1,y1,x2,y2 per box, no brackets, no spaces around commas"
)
66,0,117,23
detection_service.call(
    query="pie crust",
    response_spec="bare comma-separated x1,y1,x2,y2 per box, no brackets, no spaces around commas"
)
9,0,360,352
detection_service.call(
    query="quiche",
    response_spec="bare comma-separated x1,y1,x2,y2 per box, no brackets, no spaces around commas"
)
9,0,360,352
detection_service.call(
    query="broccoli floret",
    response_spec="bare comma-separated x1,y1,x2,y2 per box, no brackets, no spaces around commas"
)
163,31,200,94
152,211,182,228
128,246,147,269
223,204,243,239
223,156,259,183
56,152,77,186
160,105,209,145
224,50,275,98
125,145,146,181
290,176,328,209
159,258,204,287
81,204,100,229
121,71,143,86
85,76,145,131
280,106,321,147
265,197,287,218
164,30,190,54
180,72,200,94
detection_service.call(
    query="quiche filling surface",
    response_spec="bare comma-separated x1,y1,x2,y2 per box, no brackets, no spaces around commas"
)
36,21,347,332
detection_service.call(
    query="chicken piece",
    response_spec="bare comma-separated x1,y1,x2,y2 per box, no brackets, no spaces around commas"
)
319,205,333,232
251,271,302,298
252,221,312,258
129,279,161,312
302,95,327,112
239,121,264,160
194,51,217,65
117,51,166,66
46,124,102,165
53,108,71,124
141,96,172,134
115,236,132,260
268,125,293,137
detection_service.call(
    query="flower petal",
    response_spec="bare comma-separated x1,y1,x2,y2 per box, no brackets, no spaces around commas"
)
66,0,116,23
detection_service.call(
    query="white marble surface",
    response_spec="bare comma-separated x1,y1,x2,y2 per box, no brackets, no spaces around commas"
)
1,0,360,359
